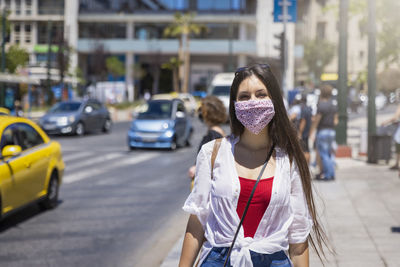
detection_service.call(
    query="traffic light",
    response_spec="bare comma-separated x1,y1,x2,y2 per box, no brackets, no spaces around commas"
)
274,32,285,66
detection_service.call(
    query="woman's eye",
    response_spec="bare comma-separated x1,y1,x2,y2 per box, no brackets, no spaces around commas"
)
238,95,249,100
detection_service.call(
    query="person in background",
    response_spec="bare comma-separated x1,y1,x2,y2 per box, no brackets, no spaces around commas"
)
310,84,338,181
188,95,227,189
180,64,330,267
381,104,400,170
290,94,312,164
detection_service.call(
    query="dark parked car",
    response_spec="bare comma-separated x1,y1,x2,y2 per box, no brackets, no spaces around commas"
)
127,99,192,150
39,99,112,136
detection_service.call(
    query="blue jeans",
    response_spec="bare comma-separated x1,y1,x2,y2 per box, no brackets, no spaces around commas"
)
316,128,336,179
200,247,291,267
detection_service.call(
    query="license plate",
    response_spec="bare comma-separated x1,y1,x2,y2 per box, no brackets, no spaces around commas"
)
44,124,57,130
141,137,157,143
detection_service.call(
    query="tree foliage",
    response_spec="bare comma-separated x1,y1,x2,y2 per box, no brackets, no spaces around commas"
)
106,56,125,77
303,39,335,83
5,45,29,73
377,68,400,93
163,12,205,92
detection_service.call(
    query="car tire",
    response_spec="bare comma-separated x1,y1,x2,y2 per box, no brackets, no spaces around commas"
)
75,122,85,136
0,195,2,220
102,118,112,133
39,172,59,210
170,138,177,151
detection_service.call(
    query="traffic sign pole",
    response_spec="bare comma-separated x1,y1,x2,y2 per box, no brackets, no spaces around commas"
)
282,0,288,101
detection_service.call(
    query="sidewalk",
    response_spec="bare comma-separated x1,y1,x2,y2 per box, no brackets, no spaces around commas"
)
161,157,400,266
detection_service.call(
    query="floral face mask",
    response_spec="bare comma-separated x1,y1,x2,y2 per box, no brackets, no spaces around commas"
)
234,99,275,135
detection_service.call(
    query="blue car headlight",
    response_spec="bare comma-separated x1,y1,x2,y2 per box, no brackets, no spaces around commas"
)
164,130,174,138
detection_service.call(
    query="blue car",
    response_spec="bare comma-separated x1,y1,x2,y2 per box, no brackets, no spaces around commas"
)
128,99,193,150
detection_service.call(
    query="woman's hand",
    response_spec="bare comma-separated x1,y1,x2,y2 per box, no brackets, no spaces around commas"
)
188,165,196,179
289,241,309,267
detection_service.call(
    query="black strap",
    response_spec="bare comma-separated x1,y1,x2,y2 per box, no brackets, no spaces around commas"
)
223,143,276,267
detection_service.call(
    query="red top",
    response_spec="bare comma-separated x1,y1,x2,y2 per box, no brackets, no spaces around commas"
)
236,176,274,238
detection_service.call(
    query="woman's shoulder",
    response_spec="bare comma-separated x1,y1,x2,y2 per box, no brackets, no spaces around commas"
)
200,135,233,154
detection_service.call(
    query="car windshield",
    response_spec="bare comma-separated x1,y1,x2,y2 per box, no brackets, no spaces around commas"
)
137,101,172,119
49,102,81,113
212,86,230,96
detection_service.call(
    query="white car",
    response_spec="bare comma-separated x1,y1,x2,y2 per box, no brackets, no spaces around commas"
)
208,72,235,113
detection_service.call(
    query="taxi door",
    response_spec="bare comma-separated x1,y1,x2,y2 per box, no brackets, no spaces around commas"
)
15,123,51,201
0,125,32,212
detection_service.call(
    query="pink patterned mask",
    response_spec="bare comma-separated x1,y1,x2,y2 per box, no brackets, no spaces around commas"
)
234,99,275,135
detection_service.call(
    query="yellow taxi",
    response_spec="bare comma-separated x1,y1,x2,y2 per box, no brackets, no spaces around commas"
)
0,107,10,115
0,115,65,219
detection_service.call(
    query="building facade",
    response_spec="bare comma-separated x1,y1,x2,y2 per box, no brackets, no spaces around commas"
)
2,0,296,102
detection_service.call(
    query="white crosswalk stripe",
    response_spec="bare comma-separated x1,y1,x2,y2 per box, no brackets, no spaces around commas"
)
63,152,159,184
65,153,122,170
62,151,93,162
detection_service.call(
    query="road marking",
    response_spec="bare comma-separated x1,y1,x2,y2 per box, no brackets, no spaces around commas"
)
62,151,93,162
66,153,122,170
63,153,159,184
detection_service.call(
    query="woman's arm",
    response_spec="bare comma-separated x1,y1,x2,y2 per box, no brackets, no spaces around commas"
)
179,214,205,267
289,241,309,267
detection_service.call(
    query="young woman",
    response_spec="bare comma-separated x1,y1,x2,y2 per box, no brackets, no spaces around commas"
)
188,96,227,188
179,64,328,267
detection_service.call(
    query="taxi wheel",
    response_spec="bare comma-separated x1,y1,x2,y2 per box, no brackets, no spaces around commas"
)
40,173,59,210
75,122,85,136
102,119,112,133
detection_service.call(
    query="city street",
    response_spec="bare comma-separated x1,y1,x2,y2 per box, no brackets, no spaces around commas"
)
0,119,205,267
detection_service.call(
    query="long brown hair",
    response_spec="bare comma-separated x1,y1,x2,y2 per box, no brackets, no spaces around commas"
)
229,64,331,261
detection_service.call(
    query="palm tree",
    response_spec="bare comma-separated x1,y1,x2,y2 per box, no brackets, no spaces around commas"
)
162,57,183,92
164,12,204,93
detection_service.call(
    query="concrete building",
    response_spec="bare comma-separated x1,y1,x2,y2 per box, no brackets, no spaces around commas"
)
295,0,369,87
2,0,296,101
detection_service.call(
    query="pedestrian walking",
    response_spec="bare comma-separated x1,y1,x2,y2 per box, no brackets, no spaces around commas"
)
179,64,329,267
188,96,227,189
381,104,400,171
310,84,338,181
289,94,312,164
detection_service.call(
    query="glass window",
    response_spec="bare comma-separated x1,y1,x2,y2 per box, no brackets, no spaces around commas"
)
0,125,18,151
25,24,31,32
177,102,185,112
79,23,126,39
198,0,241,11
137,100,172,119
49,102,82,113
16,124,44,150
14,24,20,32
38,0,64,15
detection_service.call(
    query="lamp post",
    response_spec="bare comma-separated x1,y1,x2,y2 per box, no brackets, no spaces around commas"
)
367,0,377,163
336,0,349,145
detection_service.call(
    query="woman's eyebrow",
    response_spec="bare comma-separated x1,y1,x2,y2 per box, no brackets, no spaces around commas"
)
256,89,268,93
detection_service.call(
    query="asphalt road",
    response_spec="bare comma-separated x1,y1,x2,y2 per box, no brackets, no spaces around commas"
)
0,117,209,267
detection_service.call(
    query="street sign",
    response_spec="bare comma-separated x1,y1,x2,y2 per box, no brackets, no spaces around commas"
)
274,0,297,23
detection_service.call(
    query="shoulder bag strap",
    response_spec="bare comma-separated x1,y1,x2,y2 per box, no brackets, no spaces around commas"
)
211,138,222,179
223,143,276,267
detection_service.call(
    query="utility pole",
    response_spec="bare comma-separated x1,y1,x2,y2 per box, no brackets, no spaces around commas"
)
367,0,377,163
1,8,6,107
337,0,348,145
282,0,288,100
46,20,53,105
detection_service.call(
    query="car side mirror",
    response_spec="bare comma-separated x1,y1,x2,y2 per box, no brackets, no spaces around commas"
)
1,145,22,159
176,111,185,119
84,106,93,114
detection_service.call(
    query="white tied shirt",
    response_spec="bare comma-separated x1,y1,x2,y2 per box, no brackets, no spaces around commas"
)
183,136,313,267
